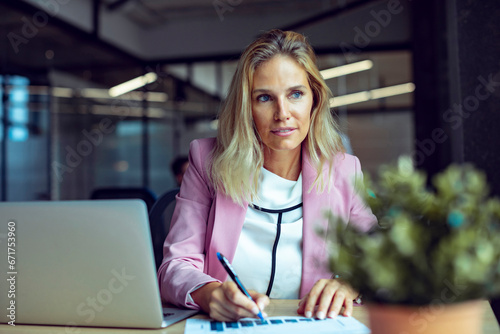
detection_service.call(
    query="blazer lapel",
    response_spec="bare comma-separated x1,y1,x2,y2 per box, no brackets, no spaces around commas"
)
300,147,333,296
206,192,248,280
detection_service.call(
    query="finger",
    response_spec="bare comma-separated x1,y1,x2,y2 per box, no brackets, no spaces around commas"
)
209,292,239,321
251,292,270,313
327,289,347,318
209,287,243,320
342,298,353,317
303,279,328,318
210,284,254,320
221,282,261,318
315,284,337,320
209,306,236,322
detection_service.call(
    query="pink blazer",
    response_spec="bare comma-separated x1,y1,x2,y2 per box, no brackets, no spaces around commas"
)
158,138,376,308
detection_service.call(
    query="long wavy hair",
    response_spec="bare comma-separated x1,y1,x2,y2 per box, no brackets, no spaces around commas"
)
209,29,345,206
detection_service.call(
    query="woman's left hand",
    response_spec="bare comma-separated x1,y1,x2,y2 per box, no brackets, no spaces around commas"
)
297,279,358,319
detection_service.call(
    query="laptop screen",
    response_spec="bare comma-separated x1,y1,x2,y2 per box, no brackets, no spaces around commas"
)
0,199,165,328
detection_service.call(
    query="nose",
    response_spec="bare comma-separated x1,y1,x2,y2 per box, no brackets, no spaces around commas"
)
274,97,291,121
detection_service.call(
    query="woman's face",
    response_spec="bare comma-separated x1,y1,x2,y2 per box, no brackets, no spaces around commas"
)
251,56,313,157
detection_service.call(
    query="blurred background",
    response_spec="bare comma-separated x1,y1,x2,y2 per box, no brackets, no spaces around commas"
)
0,0,498,202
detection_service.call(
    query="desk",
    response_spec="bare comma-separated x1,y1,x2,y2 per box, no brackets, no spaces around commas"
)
1,300,498,334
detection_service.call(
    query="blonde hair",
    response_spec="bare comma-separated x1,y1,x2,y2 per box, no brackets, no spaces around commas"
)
209,29,345,206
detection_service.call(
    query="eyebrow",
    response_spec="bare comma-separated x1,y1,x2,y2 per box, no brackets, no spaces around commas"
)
252,85,308,95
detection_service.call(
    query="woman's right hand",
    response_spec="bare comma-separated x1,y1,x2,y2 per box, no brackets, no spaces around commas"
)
191,281,269,321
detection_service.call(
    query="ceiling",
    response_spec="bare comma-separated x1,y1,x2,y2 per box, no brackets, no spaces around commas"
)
105,0,331,27
0,0,413,113
0,1,140,85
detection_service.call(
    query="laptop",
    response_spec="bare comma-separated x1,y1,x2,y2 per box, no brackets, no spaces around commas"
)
0,199,197,328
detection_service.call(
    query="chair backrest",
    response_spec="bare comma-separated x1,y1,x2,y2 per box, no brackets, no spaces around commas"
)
90,187,157,211
148,188,180,269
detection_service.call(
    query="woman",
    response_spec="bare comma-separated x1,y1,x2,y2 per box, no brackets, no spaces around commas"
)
158,29,376,321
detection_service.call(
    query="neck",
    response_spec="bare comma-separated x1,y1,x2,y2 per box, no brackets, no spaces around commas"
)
263,147,302,181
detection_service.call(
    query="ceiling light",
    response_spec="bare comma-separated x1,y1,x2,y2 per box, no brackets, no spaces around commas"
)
108,72,158,97
320,60,373,80
330,91,371,108
370,83,416,99
330,82,415,108
81,88,110,99
81,87,167,102
51,87,73,98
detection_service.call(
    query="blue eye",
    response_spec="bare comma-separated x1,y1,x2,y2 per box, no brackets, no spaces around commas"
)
257,94,271,102
291,91,303,99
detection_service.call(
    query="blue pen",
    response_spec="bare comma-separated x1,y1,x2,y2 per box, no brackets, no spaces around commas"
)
216,252,265,320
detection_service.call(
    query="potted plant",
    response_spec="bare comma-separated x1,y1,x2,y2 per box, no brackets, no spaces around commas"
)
326,157,500,334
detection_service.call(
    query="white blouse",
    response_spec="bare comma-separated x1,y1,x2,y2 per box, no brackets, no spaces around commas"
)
231,167,303,299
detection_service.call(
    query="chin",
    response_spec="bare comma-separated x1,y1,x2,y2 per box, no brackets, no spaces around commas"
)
269,144,302,152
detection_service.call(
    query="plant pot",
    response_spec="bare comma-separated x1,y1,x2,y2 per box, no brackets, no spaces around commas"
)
367,300,485,334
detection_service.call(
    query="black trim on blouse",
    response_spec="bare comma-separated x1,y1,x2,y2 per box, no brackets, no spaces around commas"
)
252,202,303,296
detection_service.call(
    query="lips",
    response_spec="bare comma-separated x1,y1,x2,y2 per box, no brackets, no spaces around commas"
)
271,127,296,136
271,127,295,133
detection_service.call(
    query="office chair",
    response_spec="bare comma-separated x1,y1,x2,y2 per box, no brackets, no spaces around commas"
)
491,298,500,326
90,187,157,212
148,188,180,269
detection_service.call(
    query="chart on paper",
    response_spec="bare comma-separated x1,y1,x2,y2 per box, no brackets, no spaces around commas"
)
184,316,370,333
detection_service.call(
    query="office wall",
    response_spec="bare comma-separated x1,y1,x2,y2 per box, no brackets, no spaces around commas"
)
347,110,414,175
1,77,50,201
51,99,191,200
